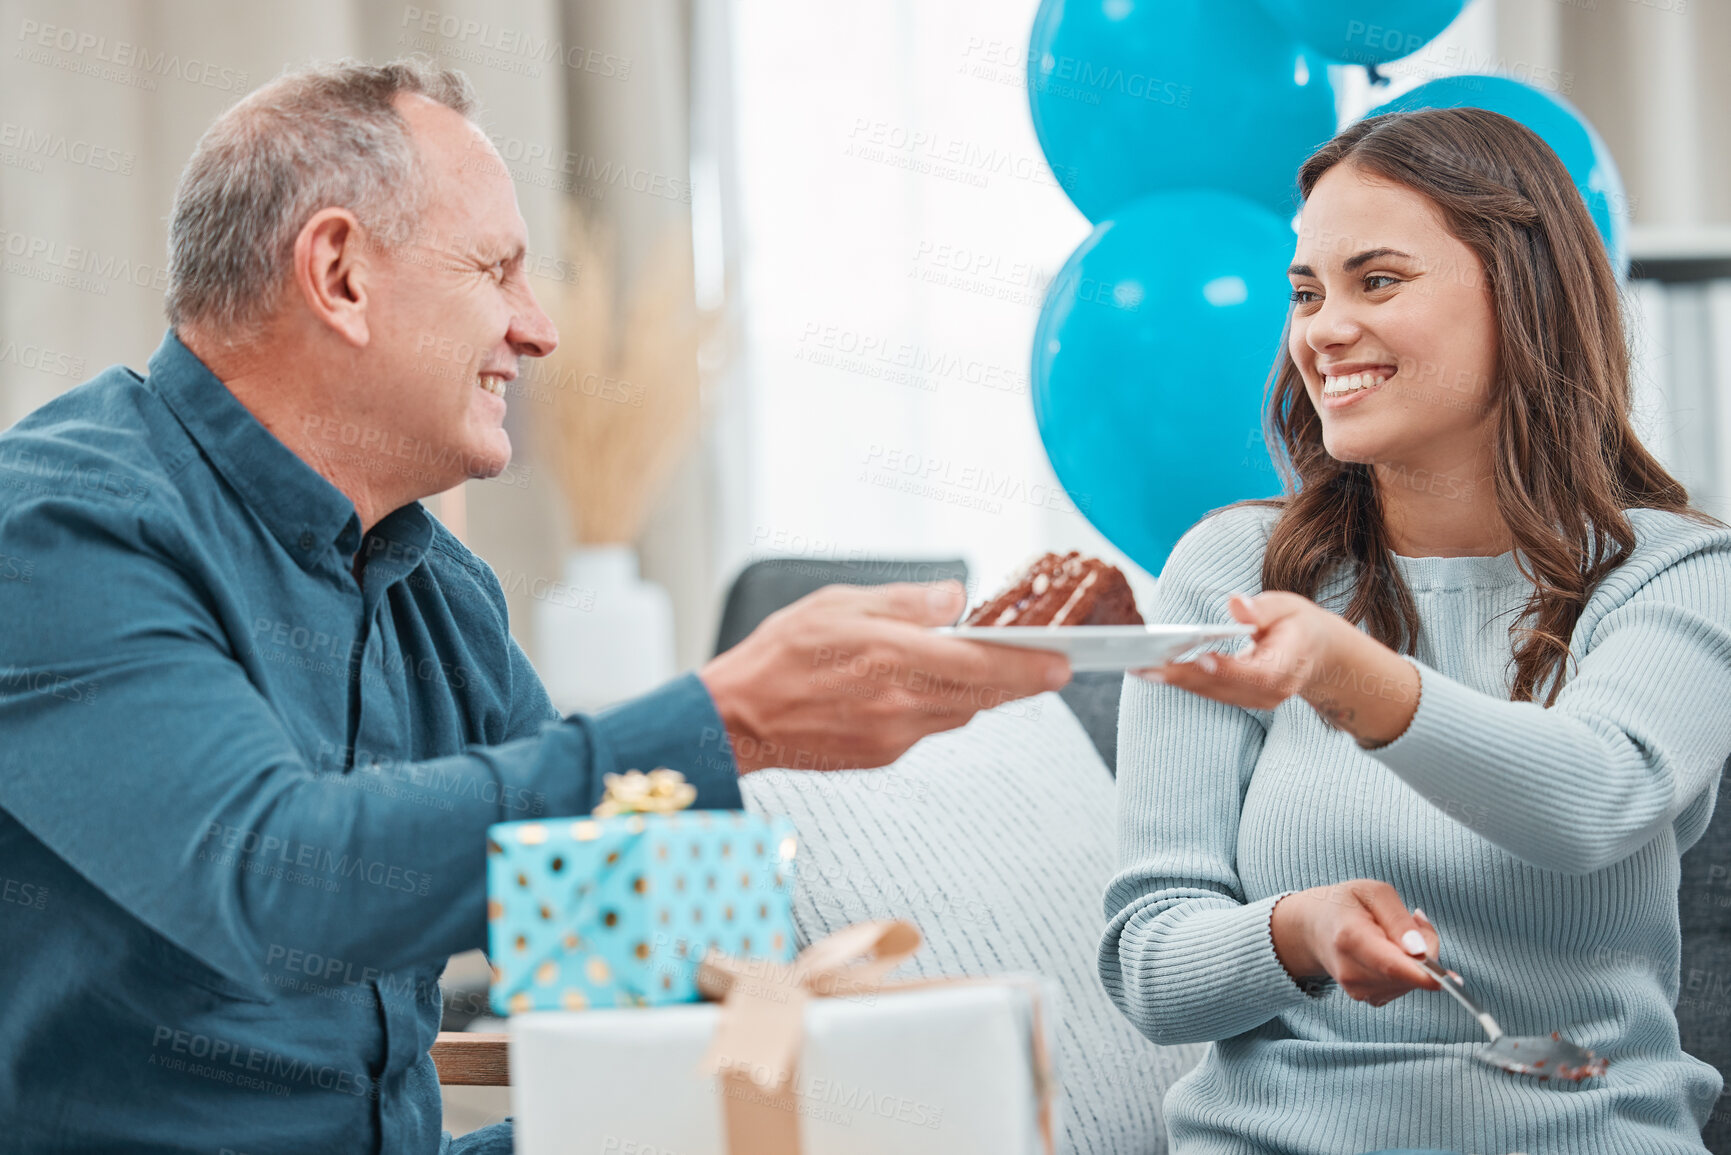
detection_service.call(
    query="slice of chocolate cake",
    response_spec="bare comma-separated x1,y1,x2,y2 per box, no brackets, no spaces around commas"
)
963,552,1144,627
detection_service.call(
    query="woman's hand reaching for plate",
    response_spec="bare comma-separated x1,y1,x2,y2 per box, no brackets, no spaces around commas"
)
1135,591,1422,748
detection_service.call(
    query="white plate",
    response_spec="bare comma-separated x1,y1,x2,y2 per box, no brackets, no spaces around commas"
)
933,624,1255,672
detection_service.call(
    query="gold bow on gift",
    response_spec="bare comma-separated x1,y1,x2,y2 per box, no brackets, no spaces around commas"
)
592,767,697,818
696,920,1056,1155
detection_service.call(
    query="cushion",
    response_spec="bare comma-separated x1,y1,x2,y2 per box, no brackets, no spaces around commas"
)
1677,762,1731,1148
1061,671,1129,774
741,691,1203,1154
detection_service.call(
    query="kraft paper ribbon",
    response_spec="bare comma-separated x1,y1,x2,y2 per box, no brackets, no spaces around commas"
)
696,919,1056,1155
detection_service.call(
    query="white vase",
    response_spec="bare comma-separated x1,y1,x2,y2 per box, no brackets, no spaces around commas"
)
532,545,676,716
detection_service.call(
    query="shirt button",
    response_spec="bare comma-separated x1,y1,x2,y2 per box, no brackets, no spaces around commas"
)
298,531,315,551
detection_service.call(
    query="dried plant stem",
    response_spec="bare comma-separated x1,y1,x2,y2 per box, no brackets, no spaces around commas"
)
538,204,704,545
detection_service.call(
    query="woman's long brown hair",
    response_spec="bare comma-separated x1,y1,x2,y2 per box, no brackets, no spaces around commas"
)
1241,107,1711,705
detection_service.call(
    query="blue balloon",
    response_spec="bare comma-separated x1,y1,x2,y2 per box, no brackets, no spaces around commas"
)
1371,75,1628,274
1028,0,1337,222
1255,0,1465,65
1033,191,1294,574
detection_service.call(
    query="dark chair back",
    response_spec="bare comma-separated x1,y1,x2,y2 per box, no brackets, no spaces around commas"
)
1059,673,1127,774
712,557,968,656
1678,768,1731,1148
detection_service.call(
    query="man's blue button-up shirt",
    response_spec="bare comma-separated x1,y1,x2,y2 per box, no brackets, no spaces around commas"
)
0,333,742,1153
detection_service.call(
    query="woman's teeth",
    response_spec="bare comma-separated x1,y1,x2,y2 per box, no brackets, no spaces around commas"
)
1321,371,1389,397
477,374,507,397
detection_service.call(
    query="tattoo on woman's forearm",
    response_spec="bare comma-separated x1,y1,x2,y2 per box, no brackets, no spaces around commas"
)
1312,696,1356,731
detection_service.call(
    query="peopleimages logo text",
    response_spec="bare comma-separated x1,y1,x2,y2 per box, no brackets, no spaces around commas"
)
199,823,432,897
16,20,249,92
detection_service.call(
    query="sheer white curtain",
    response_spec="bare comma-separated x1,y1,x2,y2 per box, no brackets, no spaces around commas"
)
713,0,1129,602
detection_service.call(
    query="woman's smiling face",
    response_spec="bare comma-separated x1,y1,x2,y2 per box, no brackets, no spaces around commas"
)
1286,162,1499,473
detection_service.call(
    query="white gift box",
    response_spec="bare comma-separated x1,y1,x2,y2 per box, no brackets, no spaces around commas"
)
509,980,1057,1155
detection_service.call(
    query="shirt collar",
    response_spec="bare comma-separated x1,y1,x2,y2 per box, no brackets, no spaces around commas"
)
146,330,413,567
358,502,437,592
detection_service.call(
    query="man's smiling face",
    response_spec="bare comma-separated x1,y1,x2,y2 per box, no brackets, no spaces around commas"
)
358,94,557,491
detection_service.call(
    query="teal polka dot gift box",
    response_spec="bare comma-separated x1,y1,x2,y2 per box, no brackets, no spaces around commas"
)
487,769,799,1014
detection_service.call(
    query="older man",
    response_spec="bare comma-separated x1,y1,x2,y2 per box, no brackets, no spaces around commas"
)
0,60,1066,1154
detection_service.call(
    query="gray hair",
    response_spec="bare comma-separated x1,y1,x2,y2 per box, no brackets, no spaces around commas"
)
165,57,477,337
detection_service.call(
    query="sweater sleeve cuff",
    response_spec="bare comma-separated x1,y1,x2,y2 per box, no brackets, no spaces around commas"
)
592,672,743,811
1360,656,1468,779
1354,655,1422,752
1262,892,1333,999
1144,892,1320,1036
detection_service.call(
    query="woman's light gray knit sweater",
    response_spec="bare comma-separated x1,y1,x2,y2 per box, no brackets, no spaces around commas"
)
1101,503,1731,1155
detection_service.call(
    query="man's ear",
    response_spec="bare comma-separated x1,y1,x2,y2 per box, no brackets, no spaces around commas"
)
293,208,372,347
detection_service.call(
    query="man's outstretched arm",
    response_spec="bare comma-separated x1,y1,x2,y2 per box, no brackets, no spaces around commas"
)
1,490,1067,993
0,491,736,989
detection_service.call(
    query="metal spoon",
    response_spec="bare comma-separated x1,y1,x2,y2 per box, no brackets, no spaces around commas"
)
1417,956,1608,1081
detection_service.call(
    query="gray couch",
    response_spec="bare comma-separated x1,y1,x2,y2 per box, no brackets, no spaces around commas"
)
1678,797,1731,1151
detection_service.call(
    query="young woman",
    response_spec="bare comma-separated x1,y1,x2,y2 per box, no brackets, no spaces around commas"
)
1100,107,1731,1154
